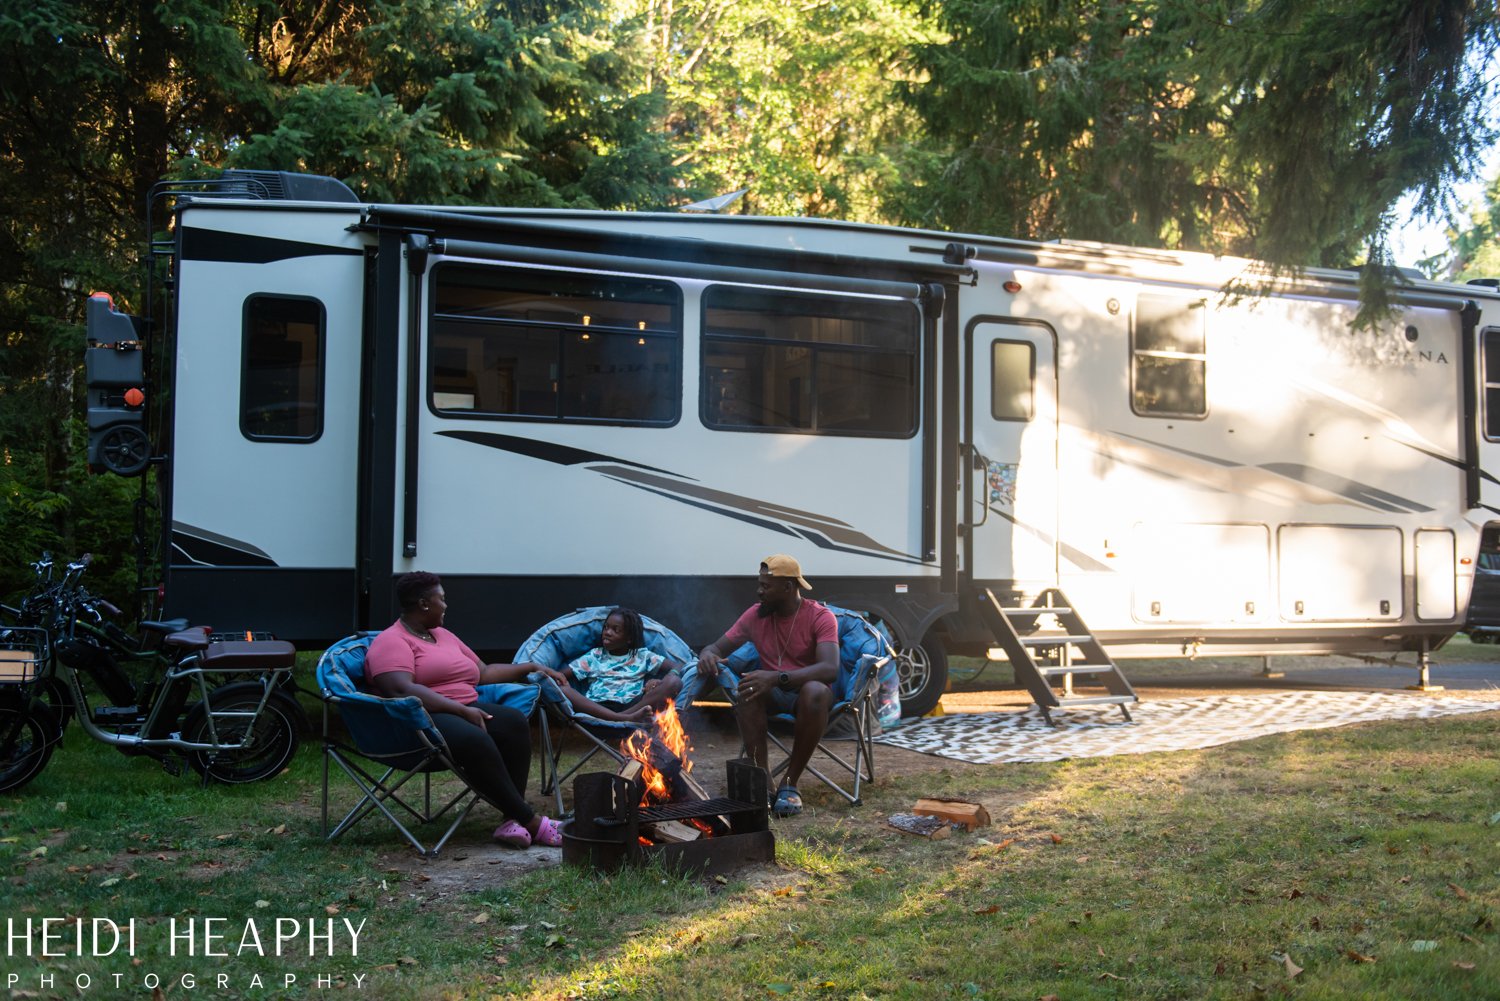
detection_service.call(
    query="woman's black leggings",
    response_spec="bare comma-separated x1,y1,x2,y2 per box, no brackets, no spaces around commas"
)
430,703,534,824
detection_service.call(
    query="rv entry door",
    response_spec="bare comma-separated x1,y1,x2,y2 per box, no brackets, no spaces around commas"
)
966,320,1059,589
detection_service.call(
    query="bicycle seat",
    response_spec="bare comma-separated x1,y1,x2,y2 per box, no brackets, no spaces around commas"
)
140,618,190,635
202,640,296,670
163,628,211,652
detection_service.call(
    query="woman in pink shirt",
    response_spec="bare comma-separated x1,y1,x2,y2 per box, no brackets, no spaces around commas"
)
365,571,564,849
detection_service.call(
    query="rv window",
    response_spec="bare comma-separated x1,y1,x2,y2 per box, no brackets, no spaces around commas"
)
1484,330,1500,440
991,340,1035,421
429,266,681,424
240,295,324,441
1132,295,1207,418
700,287,918,436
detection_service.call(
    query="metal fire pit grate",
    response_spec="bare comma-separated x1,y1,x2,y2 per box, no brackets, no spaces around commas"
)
562,759,775,876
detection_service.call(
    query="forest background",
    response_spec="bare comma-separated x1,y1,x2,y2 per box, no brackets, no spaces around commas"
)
2,0,1499,606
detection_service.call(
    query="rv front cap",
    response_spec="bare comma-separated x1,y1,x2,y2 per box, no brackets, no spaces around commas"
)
761,554,811,591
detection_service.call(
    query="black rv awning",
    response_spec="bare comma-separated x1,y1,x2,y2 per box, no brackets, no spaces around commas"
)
356,206,974,302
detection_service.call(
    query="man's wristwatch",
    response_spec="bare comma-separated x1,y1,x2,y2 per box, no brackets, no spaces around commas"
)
777,671,791,690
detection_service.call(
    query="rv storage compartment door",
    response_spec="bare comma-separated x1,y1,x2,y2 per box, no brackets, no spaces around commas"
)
1130,523,1270,624
1414,528,1456,621
1277,525,1402,622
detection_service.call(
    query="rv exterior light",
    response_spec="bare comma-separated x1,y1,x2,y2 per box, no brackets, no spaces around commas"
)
124,388,145,407
1461,557,1473,565
580,332,590,341
637,337,646,346
1003,280,1022,294
638,321,646,330
582,315,591,325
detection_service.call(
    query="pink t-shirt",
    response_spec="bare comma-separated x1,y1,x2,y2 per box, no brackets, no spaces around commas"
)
366,623,483,704
724,600,838,671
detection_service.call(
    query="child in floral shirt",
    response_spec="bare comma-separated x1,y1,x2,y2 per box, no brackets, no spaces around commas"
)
558,607,682,723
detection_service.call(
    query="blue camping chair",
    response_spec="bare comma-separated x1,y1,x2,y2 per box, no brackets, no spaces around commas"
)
515,607,699,814
716,605,894,806
316,634,539,856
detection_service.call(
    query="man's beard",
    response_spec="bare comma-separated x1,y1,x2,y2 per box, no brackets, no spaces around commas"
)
756,600,776,617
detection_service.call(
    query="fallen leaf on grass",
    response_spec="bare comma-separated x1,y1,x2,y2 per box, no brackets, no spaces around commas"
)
1098,972,1128,981
27,847,46,858
729,933,761,948
326,905,340,916
1283,888,1303,900
1048,833,1063,844
1038,995,1061,1001
1281,954,1303,978
397,955,419,966
471,913,489,924
1460,933,1483,945
972,905,1000,915
214,833,233,841
1454,961,1476,971
1310,916,1322,931
266,824,287,835
1213,961,1226,977
544,934,566,949
255,900,271,909
538,920,557,930
1345,950,1377,964
1448,883,1470,900
764,983,792,994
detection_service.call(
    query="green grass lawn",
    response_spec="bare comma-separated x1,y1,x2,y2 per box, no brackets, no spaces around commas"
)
2,643,1498,999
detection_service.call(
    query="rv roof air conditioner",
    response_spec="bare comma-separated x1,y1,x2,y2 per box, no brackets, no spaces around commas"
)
216,169,359,204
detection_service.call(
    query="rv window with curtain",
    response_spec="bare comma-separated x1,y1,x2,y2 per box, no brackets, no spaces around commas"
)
991,340,1035,420
1132,295,1207,417
1484,330,1500,440
428,265,681,424
240,295,324,441
700,286,918,436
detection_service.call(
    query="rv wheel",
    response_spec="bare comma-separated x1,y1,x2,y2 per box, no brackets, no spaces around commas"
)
895,640,948,718
96,425,150,476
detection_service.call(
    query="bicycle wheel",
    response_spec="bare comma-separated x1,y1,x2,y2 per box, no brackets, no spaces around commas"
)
182,683,300,784
0,698,59,793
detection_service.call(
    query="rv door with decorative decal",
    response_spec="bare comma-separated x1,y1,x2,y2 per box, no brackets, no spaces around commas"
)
967,320,1059,589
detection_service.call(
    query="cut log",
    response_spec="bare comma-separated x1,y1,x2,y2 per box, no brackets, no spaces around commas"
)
913,798,991,831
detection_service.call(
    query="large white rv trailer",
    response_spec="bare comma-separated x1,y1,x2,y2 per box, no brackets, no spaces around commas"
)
110,171,1500,714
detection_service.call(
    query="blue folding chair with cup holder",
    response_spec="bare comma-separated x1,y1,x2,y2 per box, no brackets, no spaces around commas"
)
715,605,896,806
316,633,539,856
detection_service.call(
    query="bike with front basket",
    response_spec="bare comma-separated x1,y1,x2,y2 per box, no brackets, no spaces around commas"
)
0,553,303,792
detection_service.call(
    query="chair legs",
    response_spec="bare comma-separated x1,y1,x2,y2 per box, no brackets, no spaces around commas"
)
322,745,480,857
763,694,877,806
536,709,628,816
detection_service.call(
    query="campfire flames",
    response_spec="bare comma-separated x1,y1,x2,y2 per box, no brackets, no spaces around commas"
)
621,701,720,844
621,699,692,805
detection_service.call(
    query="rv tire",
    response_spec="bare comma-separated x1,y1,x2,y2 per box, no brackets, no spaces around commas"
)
895,639,948,718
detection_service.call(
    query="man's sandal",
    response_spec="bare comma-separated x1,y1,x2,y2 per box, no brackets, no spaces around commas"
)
772,785,803,818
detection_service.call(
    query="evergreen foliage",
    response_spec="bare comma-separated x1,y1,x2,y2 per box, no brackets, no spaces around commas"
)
897,0,1498,283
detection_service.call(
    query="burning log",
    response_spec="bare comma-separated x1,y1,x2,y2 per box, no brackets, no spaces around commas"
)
642,820,702,844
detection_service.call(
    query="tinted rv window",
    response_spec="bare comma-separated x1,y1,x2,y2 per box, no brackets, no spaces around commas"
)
240,295,324,441
1132,295,1207,417
429,266,681,424
991,340,1034,420
1485,330,1500,440
700,287,917,436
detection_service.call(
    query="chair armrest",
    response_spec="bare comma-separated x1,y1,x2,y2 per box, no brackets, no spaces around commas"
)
322,687,435,732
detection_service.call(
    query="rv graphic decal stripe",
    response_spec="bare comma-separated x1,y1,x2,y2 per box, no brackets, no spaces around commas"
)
170,523,278,568
1100,430,1435,513
1256,463,1434,514
438,429,922,563
436,430,680,476
180,228,362,264
984,506,1113,573
594,466,916,559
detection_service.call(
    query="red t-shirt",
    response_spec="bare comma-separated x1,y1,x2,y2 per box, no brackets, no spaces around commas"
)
365,623,483,704
724,600,838,671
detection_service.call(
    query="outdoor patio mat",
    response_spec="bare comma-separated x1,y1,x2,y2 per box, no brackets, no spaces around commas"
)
875,690,1500,765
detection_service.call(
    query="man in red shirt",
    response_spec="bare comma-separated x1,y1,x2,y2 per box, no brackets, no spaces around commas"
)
698,555,840,817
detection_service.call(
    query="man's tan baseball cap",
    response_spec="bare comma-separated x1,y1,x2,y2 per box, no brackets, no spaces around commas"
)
761,554,811,590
